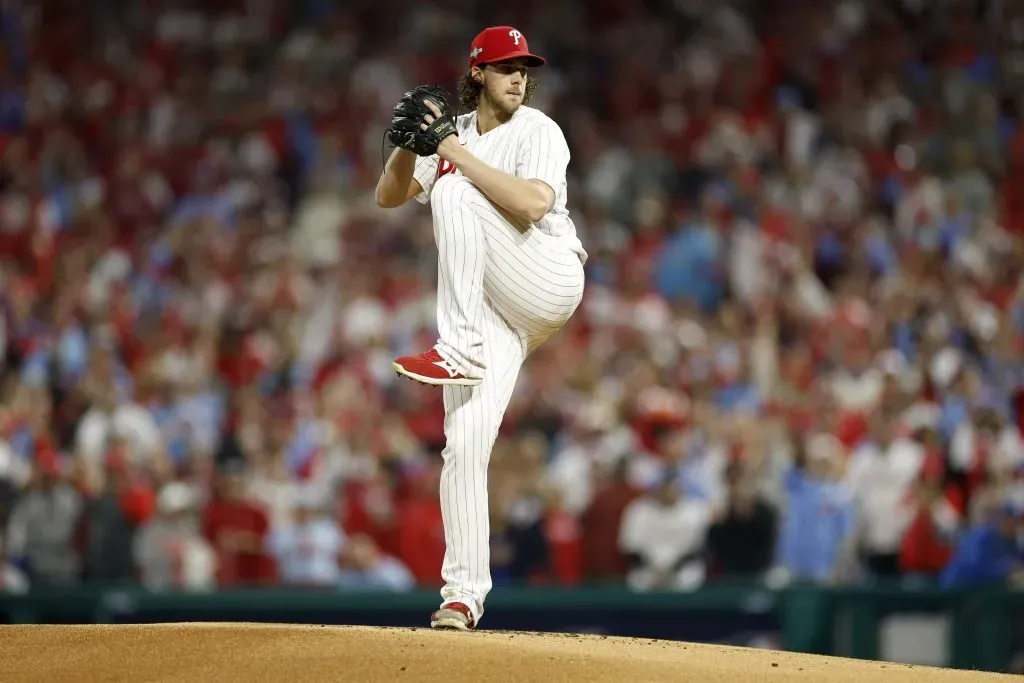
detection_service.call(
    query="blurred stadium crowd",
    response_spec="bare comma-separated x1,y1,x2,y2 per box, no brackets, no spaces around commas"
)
1,0,1024,595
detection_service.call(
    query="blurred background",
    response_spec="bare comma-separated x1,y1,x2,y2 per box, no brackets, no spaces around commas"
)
1,0,1024,674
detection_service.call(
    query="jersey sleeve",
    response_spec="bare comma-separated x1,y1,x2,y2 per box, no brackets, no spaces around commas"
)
412,154,440,204
515,119,570,193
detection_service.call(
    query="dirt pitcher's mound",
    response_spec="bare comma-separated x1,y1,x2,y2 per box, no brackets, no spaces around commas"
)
0,623,1016,682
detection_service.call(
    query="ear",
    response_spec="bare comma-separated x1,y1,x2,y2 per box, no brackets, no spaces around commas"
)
471,66,484,84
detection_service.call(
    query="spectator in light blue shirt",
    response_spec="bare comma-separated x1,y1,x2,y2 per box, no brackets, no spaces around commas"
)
654,199,725,313
712,343,762,415
55,318,89,387
774,436,858,584
264,489,345,587
337,534,415,592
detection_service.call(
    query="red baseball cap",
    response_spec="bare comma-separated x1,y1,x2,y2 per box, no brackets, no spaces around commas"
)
468,26,546,69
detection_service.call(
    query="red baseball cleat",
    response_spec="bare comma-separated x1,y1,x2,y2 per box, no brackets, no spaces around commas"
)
430,602,476,630
392,348,482,387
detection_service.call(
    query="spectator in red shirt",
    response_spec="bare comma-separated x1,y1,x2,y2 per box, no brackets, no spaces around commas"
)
341,468,402,559
899,476,958,577
543,486,583,586
396,463,445,587
581,460,641,583
202,460,273,586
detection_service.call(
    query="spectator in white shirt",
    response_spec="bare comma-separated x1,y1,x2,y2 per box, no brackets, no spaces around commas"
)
0,536,29,594
264,487,345,587
618,472,715,591
828,344,884,414
134,482,217,592
75,382,163,491
548,399,634,517
844,416,926,576
950,406,1024,487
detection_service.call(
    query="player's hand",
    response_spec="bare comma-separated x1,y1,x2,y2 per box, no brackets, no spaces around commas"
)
421,100,459,159
419,100,444,131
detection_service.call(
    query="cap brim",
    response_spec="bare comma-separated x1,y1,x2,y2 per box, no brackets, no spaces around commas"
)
479,52,546,67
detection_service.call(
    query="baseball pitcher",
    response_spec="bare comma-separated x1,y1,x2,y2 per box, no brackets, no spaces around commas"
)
375,25,586,630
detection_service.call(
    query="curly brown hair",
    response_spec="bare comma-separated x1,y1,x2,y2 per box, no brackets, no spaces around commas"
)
456,70,538,110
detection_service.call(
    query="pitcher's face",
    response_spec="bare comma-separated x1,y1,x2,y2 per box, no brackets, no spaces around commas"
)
477,59,529,116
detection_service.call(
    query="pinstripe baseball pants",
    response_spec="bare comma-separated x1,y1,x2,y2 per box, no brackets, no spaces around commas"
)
430,174,584,625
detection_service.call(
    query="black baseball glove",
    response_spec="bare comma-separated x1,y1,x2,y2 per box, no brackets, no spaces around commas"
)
386,84,458,157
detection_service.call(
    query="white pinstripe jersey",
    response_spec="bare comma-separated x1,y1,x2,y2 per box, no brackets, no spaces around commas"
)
412,105,588,264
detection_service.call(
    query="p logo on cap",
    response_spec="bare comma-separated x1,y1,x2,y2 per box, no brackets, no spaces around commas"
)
468,26,546,69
